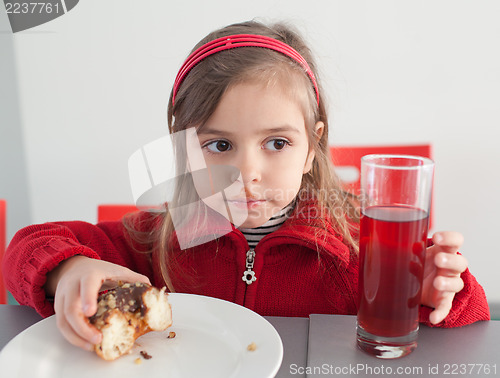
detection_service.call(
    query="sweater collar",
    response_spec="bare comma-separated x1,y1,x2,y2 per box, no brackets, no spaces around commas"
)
170,199,357,267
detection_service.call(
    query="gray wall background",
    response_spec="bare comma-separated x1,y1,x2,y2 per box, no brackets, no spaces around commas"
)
1,1,499,308
1,10,31,241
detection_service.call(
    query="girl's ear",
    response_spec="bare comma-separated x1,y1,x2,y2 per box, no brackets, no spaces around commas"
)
303,121,325,174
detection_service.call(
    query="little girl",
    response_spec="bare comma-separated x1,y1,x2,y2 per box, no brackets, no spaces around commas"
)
3,20,490,352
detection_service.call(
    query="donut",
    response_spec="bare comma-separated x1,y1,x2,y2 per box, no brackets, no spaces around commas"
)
88,282,172,361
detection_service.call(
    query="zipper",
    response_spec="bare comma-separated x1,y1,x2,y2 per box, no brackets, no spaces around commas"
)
242,248,257,285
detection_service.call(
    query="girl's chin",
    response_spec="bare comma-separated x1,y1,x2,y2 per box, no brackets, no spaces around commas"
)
237,213,276,229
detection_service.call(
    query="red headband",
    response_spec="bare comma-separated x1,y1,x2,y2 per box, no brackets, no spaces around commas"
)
172,34,320,107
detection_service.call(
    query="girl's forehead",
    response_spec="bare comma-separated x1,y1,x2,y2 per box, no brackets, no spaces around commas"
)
186,64,318,134
237,67,313,102
204,82,307,126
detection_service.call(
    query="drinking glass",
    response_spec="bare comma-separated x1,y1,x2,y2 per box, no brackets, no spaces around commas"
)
356,154,434,359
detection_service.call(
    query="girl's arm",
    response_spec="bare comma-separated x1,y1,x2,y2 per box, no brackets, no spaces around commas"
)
2,218,155,317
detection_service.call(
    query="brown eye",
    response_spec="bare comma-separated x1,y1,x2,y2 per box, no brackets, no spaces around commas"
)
216,141,230,151
264,139,289,151
205,140,231,153
273,140,286,150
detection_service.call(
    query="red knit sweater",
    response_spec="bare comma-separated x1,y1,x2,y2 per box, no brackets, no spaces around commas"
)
2,203,490,326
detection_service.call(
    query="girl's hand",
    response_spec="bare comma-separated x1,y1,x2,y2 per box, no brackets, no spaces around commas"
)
47,256,151,351
421,231,468,324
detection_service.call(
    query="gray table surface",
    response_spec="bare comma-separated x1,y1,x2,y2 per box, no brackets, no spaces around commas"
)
0,304,309,378
1,305,499,378
307,314,500,378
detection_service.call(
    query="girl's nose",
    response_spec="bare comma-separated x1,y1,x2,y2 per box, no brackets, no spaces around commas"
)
235,149,261,184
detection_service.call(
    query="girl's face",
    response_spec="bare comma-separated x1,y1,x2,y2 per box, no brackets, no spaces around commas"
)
196,82,320,228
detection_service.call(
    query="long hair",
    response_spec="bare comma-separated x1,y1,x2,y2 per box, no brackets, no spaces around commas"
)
126,20,359,291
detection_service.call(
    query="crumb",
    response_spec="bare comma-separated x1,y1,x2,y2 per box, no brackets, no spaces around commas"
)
134,358,142,365
140,351,152,360
247,342,257,351
167,331,176,338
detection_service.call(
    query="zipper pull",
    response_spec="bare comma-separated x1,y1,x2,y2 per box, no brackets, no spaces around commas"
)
242,249,257,285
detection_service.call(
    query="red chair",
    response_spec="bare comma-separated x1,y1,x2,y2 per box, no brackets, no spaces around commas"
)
97,204,139,222
329,144,433,228
1,200,7,304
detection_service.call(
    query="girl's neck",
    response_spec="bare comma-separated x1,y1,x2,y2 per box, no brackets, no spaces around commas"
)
238,201,296,249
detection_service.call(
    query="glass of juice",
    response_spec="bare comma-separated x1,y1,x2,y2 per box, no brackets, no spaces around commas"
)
356,154,434,359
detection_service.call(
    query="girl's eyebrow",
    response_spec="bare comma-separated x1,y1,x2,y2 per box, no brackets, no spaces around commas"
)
198,125,302,136
197,128,230,136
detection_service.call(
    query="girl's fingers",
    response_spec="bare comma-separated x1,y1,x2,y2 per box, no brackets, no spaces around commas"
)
55,295,96,351
64,283,102,346
70,269,151,347
434,275,465,293
80,274,103,317
429,294,454,324
428,275,464,323
423,232,467,323
114,270,151,287
127,271,152,286
80,263,151,317
432,231,464,253
52,259,153,352
58,315,96,351
434,252,468,275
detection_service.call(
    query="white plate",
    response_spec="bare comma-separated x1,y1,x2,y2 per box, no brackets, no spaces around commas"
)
0,293,283,377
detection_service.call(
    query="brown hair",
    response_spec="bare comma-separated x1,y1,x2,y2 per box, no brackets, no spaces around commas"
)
126,20,359,291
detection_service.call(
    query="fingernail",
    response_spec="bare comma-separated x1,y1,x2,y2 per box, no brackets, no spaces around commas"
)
84,304,96,316
91,334,101,344
434,234,443,244
441,255,448,265
85,343,95,352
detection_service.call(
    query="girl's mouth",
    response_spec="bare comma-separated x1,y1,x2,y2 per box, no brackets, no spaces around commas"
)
227,198,266,209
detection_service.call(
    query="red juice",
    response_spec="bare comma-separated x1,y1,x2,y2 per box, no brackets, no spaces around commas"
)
358,205,428,338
